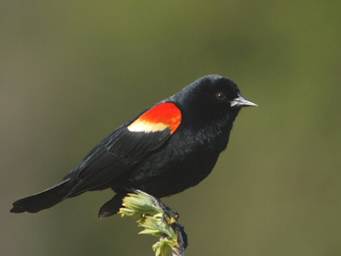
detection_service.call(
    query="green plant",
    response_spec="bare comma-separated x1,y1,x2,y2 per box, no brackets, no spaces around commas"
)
119,190,187,256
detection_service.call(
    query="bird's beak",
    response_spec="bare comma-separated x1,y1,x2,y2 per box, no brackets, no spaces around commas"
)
230,95,257,108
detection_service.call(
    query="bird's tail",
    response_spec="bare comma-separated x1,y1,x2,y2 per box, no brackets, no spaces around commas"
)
98,193,126,218
10,178,75,213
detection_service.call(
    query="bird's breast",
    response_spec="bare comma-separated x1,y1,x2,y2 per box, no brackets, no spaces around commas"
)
126,126,226,196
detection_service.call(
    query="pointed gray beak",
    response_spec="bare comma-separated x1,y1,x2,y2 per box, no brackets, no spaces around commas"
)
230,95,257,108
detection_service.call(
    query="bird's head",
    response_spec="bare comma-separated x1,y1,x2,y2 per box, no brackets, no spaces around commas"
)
173,74,257,129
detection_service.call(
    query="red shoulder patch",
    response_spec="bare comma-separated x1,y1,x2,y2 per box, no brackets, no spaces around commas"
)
128,102,182,134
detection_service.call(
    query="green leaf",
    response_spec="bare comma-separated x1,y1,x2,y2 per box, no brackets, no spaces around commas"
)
118,190,186,256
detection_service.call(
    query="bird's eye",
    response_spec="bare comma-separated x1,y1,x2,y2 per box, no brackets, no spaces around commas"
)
215,92,226,101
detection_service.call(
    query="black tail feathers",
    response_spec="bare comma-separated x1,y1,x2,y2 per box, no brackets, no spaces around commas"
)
98,193,126,218
10,179,75,214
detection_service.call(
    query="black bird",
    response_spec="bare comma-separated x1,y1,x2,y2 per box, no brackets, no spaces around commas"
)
11,74,256,217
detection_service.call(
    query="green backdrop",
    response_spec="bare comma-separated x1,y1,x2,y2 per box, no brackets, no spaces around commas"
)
1,1,340,255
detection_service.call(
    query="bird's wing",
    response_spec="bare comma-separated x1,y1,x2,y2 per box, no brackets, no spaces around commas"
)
67,102,182,195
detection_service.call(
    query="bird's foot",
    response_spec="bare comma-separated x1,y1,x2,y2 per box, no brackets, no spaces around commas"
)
153,199,180,224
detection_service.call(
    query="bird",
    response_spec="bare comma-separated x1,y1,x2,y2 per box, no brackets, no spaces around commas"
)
10,74,257,217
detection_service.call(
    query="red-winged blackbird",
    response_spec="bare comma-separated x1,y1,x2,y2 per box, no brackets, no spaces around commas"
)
10,74,256,217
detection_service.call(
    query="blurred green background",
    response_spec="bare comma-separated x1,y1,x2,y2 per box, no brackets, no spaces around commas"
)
1,0,340,255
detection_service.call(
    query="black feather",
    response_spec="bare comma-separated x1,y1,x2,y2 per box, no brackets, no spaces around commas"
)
10,179,75,213
10,74,255,216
